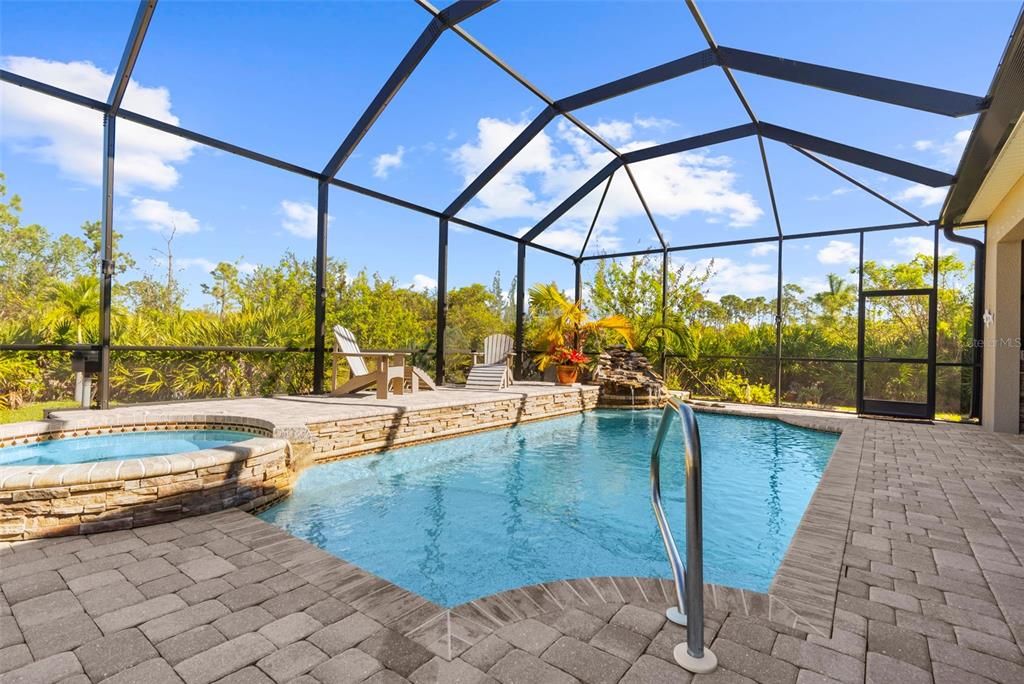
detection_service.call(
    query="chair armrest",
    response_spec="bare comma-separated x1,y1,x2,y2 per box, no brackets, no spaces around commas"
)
332,351,399,359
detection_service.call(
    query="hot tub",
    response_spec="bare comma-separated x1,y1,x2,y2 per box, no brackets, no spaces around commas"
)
0,417,293,541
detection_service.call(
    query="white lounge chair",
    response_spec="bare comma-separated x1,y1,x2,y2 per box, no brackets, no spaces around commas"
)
465,333,514,390
330,325,435,399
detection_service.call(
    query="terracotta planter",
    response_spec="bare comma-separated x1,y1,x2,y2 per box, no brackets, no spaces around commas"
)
556,364,580,385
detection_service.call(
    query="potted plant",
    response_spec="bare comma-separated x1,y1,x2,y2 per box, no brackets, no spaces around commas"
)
529,283,634,383
553,346,589,385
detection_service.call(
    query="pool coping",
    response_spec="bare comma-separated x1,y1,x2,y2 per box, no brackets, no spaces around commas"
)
207,509,824,663
687,401,860,636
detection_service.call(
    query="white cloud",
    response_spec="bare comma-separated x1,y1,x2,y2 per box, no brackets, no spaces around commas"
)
452,117,560,223
372,146,405,179
807,187,852,201
177,257,217,273
634,116,677,131
591,116,678,144
627,149,763,228
674,256,777,300
891,236,957,259
407,274,437,292
592,120,634,143
1,56,195,191
278,200,324,239
911,129,971,167
896,184,947,208
750,242,778,257
531,226,621,254
797,277,829,294
178,258,257,274
129,198,200,234
451,117,763,248
891,236,933,259
817,240,858,265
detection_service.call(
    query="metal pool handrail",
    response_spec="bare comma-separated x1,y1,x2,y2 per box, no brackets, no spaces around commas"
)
650,397,717,673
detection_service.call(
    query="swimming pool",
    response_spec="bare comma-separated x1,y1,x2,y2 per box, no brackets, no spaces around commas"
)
260,410,837,606
0,430,254,466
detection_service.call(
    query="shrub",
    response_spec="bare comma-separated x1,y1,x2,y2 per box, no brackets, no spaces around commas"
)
714,371,776,405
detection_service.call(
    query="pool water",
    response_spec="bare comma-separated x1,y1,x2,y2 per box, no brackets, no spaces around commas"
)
260,410,837,606
0,430,254,466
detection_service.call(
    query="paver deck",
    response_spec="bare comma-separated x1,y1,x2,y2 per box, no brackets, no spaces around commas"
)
2,415,1023,683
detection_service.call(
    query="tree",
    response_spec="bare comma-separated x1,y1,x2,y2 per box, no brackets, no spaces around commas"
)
200,262,243,318
446,283,505,352
333,269,433,350
43,276,100,344
145,226,187,316
0,174,981,418
812,275,856,320
808,274,857,348
587,256,708,358
81,220,136,275
0,174,91,324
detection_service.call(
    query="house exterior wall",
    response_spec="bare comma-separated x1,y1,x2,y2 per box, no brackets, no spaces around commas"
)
982,175,1024,433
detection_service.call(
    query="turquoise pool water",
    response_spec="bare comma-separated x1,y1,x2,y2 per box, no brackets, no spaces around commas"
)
260,410,837,606
0,430,253,466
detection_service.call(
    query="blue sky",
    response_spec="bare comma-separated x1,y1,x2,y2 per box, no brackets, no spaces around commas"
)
1,0,1017,309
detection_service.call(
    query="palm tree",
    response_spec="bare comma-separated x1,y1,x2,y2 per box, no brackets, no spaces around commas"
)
528,283,634,370
44,276,99,343
813,274,856,324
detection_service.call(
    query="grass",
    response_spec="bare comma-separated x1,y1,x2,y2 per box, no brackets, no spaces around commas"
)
0,400,81,424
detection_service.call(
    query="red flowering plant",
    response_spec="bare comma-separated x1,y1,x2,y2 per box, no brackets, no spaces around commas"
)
554,346,590,367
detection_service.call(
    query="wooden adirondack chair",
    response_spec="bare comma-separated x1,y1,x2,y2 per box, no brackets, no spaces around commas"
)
465,334,515,390
330,325,435,399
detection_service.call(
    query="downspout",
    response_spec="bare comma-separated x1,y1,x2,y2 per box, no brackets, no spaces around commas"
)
941,224,986,422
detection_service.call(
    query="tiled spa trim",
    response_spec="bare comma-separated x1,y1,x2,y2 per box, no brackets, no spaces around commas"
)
0,416,273,451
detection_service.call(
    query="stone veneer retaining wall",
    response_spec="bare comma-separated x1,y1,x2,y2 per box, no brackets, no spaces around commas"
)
307,387,600,463
0,420,291,542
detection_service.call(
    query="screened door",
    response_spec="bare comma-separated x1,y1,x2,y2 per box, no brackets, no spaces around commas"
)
857,288,935,419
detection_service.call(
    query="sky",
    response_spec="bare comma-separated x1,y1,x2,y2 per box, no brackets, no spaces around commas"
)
0,0,1017,309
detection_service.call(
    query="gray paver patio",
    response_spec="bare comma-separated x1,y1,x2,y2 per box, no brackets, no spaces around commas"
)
1,417,1023,683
